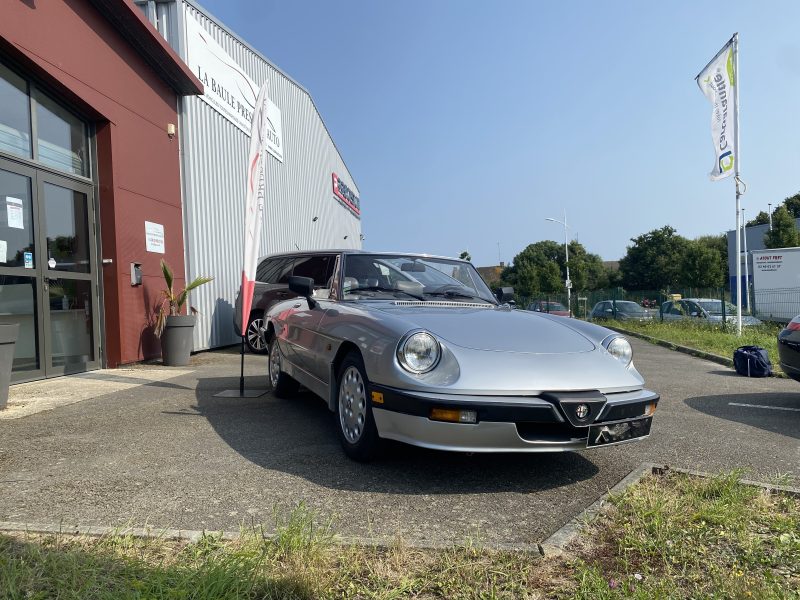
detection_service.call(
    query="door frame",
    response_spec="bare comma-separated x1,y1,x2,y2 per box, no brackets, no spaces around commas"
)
0,156,101,382
37,170,101,377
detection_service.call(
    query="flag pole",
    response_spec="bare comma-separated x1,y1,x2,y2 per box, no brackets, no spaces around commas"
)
240,335,245,395
733,32,742,336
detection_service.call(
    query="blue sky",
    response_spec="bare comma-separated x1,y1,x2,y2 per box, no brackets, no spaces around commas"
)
200,0,800,266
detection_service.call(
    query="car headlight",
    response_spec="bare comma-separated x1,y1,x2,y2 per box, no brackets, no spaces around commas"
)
397,331,441,373
606,336,633,367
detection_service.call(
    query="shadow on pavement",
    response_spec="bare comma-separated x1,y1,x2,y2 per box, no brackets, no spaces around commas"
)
191,376,600,495
685,392,799,439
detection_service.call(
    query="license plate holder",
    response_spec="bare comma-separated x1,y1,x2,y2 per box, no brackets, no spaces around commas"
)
587,416,653,448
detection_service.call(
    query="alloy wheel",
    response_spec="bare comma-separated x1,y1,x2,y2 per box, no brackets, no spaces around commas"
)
269,342,281,388
339,366,367,443
247,318,265,352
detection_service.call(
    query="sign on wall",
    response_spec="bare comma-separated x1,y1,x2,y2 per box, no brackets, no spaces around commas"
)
185,12,284,162
145,221,165,254
332,173,360,218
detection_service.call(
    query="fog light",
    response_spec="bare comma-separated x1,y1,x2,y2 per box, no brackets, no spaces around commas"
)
430,408,478,424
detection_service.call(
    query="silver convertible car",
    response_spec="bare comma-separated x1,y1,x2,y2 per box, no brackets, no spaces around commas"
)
262,250,659,461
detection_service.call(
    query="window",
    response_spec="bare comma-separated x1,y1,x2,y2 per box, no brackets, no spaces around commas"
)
35,90,88,177
0,60,90,178
0,63,31,159
256,257,294,284
292,255,335,287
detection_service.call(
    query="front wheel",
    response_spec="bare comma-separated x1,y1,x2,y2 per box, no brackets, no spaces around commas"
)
268,337,299,398
336,352,380,462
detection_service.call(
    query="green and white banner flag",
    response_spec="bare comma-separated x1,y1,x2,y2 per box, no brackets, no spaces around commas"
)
696,36,737,181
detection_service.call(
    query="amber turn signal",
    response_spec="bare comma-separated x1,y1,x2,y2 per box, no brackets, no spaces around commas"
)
429,408,478,424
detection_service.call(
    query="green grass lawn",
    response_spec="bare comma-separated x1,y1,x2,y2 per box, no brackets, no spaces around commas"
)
1,473,797,599
602,319,785,374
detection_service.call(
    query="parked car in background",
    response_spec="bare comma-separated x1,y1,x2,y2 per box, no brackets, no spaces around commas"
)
527,300,570,316
590,300,653,322
777,315,800,382
263,250,659,461
234,252,338,353
660,298,762,326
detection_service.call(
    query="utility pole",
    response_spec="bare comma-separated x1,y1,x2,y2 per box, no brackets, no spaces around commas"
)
545,210,571,316
768,203,773,230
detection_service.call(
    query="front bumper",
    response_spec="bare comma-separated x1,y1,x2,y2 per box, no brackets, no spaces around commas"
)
371,386,659,452
777,336,800,382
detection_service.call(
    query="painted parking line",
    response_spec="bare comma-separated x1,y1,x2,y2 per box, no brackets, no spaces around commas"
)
728,402,800,413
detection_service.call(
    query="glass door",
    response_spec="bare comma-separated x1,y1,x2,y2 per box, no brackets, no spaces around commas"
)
0,159,44,381
37,173,99,376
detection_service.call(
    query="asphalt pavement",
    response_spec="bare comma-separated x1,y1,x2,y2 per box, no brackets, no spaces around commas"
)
0,340,797,548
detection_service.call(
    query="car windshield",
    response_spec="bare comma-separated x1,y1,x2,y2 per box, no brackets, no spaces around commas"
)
539,302,567,311
342,254,496,303
698,300,739,316
616,301,647,314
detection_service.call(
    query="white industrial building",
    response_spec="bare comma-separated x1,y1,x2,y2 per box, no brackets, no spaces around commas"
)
135,0,362,350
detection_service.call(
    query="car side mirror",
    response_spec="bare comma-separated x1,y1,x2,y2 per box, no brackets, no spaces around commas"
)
495,287,514,303
289,276,316,308
605,308,613,313
690,311,699,317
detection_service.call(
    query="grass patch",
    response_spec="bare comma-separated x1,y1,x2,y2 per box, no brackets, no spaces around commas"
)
604,319,784,373
569,470,800,598
0,474,797,598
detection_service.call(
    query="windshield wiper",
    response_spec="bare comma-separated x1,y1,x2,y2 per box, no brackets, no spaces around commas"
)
424,287,492,303
352,286,425,301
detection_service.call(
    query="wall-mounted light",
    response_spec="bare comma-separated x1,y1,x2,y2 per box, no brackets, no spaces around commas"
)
312,216,318,222
343,235,348,240
359,233,365,241
166,123,176,139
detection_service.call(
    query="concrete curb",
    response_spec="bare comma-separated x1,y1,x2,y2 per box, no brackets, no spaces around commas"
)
540,462,657,556
2,468,796,554
0,520,544,553
608,325,788,379
540,462,800,556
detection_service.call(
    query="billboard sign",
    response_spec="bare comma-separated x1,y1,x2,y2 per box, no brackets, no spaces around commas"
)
185,12,284,162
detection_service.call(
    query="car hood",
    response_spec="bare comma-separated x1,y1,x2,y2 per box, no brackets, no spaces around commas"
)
371,304,596,354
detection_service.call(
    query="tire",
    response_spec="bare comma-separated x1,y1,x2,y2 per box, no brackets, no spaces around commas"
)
245,313,268,354
267,337,299,398
336,351,381,462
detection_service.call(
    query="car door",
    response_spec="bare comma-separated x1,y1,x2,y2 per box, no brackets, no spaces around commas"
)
281,254,337,381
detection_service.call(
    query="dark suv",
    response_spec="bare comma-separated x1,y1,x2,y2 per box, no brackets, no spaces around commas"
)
234,251,338,353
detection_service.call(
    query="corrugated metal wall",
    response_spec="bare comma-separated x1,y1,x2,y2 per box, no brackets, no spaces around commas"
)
142,0,362,350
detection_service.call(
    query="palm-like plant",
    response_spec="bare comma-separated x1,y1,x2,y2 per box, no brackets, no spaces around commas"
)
154,259,214,337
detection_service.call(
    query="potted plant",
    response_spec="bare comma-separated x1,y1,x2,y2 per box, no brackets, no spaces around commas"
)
0,322,19,409
154,259,213,366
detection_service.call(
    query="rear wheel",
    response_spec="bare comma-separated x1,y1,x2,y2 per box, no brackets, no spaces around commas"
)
268,337,299,398
336,351,380,462
245,313,268,354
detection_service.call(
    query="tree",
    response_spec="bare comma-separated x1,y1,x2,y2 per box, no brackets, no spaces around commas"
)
680,240,723,288
764,206,800,249
746,211,770,227
694,234,728,285
783,192,800,219
459,250,471,262
502,241,564,297
619,226,689,290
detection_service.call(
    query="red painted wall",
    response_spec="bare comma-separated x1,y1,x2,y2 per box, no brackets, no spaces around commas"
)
0,0,188,366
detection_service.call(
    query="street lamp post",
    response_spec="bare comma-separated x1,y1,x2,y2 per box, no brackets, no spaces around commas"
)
545,210,571,316
768,203,773,230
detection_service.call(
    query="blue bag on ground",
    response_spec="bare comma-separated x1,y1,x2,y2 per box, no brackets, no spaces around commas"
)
733,346,772,377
